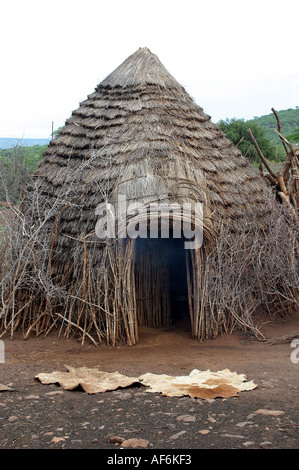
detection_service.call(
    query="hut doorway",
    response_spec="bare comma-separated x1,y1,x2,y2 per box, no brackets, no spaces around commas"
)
134,236,191,328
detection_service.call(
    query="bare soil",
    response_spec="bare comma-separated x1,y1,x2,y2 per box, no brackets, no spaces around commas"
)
0,313,299,450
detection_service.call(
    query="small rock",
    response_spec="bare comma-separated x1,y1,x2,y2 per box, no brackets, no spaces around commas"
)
208,416,216,423
165,423,176,430
236,421,253,428
108,436,125,444
45,391,64,396
8,416,18,422
50,437,65,444
177,414,196,423
243,441,255,447
198,429,210,435
121,438,149,448
260,441,272,448
92,438,99,443
223,434,245,439
24,395,39,400
44,432,53,436
169,431,187,440
255,409,285,417
0,384,14,392
119,392,131,400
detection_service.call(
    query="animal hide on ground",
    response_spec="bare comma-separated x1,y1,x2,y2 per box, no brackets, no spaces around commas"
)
35,365,139,394
139,369,257,399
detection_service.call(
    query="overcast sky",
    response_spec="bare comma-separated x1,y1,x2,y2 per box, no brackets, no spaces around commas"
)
1,0,298,138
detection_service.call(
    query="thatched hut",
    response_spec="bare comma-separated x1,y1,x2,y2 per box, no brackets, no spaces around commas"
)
3,47,288,346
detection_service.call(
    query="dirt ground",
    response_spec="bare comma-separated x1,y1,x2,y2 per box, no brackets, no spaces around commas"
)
0,312,299,450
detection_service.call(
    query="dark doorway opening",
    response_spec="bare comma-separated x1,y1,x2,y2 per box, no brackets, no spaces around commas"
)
168,237,189,324
134,235,190,327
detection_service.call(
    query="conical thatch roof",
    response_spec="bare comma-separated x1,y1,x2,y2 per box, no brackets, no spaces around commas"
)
36,47,270,257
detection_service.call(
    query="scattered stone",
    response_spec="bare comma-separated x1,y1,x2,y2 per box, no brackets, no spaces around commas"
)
24,395,40,400
121,438,149,448
177,414,196,423
119,392,132,400
243,441,255,447
208,416,216,423
44,432,53,436
198,429,210,435
260,441,272,448
92,438,99,444
223,434,245,439
45,391,64,396
50,437,65,444
169,430,187,440
108,436,125,444
236,421,253,428
165,423,176,430
255,409,285,417
8,416,18,422
0,384,14,392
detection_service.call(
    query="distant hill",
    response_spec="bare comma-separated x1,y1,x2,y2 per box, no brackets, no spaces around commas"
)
249,107,299,145
0,138,50,150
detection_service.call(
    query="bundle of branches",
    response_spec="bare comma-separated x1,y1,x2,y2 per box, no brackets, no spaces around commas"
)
195,196,299,341
247,108,299,226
